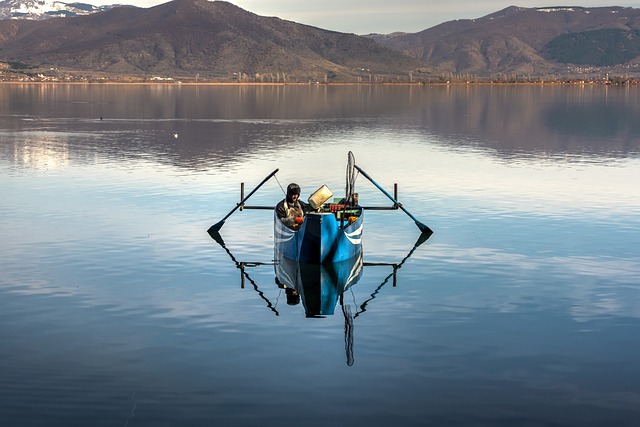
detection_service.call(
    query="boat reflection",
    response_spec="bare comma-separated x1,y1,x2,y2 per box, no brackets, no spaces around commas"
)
210,230,432,365
274,252,364,318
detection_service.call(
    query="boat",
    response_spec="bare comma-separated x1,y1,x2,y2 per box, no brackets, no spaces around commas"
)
207,152,432,260
274,152,365,263
274,201,364,264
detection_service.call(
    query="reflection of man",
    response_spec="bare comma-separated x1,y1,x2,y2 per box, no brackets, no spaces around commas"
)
285,287,300,305
276,183,306,229
275,277,300,305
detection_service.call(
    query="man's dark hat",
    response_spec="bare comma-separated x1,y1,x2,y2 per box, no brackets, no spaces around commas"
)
287,183,301,195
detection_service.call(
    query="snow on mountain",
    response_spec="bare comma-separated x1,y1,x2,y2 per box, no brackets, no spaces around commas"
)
0,0,119,20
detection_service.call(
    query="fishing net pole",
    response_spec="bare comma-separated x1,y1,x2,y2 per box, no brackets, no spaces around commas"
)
345,151,358,206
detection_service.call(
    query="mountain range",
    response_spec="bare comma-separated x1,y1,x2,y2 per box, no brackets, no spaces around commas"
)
0,0,421,80
368,6,640,77
1,1,640,81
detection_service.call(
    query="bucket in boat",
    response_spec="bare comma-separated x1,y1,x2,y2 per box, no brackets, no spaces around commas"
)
308,184,333,210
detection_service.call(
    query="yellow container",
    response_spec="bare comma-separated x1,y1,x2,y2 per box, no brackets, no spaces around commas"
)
308,184,333,210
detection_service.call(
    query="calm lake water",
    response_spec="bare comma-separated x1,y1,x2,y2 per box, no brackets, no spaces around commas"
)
1,83,640,427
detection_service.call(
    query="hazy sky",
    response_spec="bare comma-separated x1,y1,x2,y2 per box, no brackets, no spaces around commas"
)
100,0,640,34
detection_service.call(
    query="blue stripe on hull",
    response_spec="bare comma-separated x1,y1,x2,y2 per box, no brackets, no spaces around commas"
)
274,211,363,264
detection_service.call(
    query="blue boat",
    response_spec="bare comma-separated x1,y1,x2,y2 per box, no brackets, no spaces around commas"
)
274,208,364,264
208,152,431,256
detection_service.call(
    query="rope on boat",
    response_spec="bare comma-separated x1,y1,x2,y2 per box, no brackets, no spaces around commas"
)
274,172,287,196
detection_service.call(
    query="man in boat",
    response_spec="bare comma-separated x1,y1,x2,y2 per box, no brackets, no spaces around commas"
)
276,183,306,230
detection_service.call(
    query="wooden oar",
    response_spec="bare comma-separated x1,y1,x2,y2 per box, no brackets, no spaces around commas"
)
354,164,433,234
207,168,279,234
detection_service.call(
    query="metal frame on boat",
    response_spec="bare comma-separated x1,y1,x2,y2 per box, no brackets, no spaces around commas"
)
208,151,432,265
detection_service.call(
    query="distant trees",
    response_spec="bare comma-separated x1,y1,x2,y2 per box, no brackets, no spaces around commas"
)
226,68,640,85
236,72,290,83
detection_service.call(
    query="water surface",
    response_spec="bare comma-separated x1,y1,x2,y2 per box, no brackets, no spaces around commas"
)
1,84,640,426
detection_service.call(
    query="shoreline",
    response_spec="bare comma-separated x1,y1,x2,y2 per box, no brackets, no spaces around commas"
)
0,80,637,86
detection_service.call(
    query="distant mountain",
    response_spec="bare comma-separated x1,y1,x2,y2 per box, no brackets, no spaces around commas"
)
368,6,640,76
0,0,119,20
0,0,421,80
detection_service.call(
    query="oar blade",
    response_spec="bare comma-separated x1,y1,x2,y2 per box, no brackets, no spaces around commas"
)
415,221,433,235
207,228,224,245
414,230,433,248
208,220,225,235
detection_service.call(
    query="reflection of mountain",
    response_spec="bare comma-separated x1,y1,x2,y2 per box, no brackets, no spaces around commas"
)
405,85,640,160
1,85,639,171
